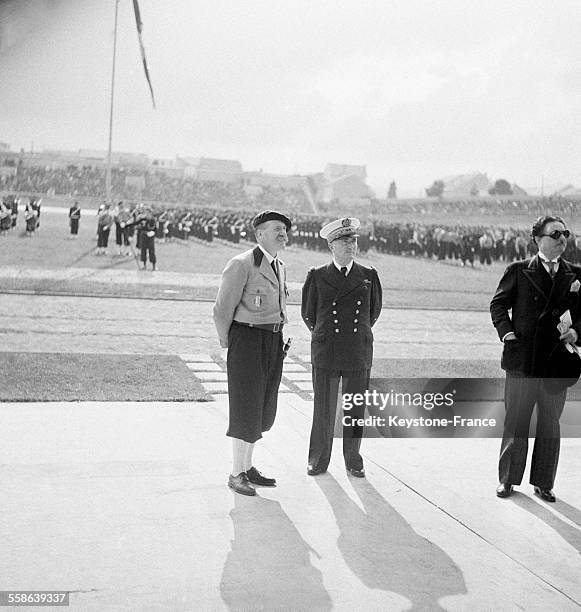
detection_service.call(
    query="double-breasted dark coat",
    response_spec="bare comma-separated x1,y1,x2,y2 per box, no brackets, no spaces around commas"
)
490,254,581,489
301,262,382,371
490,255,581,378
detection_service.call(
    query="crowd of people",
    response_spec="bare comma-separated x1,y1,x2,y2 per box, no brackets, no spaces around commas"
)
1,166,310,215
5,164,581,272
382,195,580,218
84,204,581,268
6,164,581,223
6,189,581,270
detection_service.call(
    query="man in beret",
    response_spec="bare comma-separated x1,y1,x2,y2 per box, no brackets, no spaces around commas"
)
214,209,292,496
491,215,581,502
301,217,382,478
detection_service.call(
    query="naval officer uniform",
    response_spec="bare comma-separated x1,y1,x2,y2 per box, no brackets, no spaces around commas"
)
302,217,382,477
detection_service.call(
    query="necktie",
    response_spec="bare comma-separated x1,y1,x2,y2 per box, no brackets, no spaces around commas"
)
272,259,285,321
546,261,556,279
340,266,348,277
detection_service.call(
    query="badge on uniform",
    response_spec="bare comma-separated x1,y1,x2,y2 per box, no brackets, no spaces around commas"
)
254,295,263,307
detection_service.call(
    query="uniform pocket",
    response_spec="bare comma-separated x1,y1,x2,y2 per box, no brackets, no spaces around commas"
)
242,283,268,310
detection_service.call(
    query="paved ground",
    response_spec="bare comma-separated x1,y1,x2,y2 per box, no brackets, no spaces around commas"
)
1,395,580,611
0,292,501,367
1,277,581,610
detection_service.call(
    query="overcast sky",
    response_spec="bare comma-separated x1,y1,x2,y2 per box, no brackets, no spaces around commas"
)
0,0,580,197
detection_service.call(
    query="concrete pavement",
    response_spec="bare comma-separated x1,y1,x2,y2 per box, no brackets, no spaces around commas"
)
1,394,580,611
1,281,580,610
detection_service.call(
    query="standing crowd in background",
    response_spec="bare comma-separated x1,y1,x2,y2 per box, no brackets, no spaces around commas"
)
4,193,581,270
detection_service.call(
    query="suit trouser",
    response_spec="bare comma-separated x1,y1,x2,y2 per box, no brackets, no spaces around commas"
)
308,368,369,472
499,373,566,489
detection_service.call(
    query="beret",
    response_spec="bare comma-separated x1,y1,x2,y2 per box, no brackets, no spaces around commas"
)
252,210,292,231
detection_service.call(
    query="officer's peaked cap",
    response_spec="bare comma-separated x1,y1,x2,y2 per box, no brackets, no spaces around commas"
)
320,217,361,242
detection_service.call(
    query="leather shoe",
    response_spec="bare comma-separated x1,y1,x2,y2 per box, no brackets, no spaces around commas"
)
246,466,276,487
228,472,256,496
534,486,556,502
347,467,365,478
496,483,513,498
307,466,327,476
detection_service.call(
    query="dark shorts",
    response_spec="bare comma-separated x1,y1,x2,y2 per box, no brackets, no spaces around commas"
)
226,322,284,443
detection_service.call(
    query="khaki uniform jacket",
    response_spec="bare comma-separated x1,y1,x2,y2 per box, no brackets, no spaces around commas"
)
213,246,288,348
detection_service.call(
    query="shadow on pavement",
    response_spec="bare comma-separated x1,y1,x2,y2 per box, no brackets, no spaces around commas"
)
315,474,467,611
220,494,332,611
512,495,581,553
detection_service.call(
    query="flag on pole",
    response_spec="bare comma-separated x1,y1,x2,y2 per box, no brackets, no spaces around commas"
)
132,0,156,108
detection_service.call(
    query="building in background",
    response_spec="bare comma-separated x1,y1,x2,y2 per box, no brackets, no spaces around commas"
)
439,172,491,198
177,157,242,184
315,163,374,204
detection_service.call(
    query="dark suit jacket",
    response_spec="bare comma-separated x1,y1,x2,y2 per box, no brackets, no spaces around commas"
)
301,262,382,370
490,256,581,377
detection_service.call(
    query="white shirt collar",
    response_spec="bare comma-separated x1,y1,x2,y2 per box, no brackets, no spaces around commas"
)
258,244,276,264
538,252,560,264
333,260,354,274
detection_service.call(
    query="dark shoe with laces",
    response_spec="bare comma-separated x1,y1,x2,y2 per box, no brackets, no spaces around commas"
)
496,483,514,498
228,472,256,496
246,466,276,487
307,465,327,476
534,486,556,502
346,467,365,478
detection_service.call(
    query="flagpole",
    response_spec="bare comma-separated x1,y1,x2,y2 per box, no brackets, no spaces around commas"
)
105,0,120,203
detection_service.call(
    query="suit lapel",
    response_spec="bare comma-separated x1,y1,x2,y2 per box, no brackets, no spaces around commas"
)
320,262,342,291
542,259,576,315
553,259,576,297
335,263,366,302
529,257,577,318
523,256,551,302
253,246,278,285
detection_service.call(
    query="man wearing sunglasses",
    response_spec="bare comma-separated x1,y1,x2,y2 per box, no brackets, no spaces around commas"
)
491,215,581,502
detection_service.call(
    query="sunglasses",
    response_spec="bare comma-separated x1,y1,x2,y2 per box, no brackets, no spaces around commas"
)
540,229,570,240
